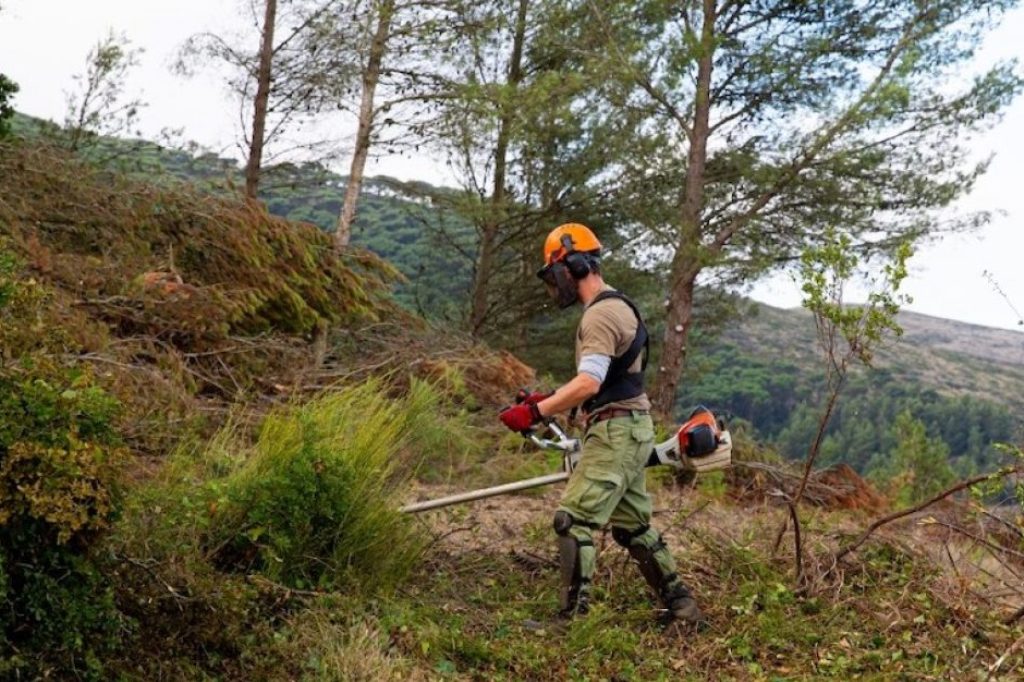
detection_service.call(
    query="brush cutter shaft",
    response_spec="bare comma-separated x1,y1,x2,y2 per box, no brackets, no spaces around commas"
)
399,472,570,513
398,412,733,514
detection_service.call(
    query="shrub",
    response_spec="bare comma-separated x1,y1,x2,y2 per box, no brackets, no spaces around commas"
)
0,388,128,678
207,380,433,592
0,250,127,677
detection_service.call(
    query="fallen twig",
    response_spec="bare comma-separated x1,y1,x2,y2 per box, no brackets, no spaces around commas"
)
429,524,476,547
247,574,322,598
512,550,558,570
118,555,190,610
662,500,711,535
788,500,804,584
973,504,1024,541
927,519,1024,567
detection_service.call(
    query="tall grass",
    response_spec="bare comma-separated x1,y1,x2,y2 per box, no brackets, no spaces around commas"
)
207,379,435,592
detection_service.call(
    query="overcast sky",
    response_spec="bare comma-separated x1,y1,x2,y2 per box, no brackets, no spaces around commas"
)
1,1,1023,332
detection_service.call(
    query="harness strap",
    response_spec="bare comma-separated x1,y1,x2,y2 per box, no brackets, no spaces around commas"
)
582,290,649,413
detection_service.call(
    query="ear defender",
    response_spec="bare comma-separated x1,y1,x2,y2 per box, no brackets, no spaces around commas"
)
560,235,594,279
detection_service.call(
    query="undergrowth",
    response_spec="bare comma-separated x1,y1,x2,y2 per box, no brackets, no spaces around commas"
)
103,378,488,677
205,380,434,591
0,249,129,679
362,507,1022,681
0,139,406,456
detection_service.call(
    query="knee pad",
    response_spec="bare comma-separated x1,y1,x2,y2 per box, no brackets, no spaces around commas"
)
553,510,574,536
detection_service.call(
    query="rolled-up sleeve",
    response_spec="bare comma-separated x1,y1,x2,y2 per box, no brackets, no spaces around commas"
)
578,354,611,383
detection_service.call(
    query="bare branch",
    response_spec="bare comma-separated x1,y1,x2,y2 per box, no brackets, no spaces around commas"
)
833,467,1022,563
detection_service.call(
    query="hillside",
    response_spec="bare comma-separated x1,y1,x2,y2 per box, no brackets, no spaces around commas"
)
9,112,474,318
680,304,1024,474
0,137,542,677
1,137,1022,681
898,311,1024,366
725,304,1024,410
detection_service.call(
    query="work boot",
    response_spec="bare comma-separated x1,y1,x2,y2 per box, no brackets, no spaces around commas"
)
660,581,707,629
558,581,591,619
618,527,707,629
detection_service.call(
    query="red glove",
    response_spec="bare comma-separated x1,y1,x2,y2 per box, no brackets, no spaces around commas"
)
516,389,553,406
499,402,543,432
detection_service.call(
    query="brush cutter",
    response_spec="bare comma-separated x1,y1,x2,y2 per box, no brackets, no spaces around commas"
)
399,402,733,514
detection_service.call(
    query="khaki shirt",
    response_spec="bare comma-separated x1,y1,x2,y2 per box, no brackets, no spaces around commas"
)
575,285,651,413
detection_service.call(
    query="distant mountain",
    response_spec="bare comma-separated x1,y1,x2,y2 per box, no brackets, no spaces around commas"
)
896,310,1024,366
726,304,1024,410
680,302,1024,474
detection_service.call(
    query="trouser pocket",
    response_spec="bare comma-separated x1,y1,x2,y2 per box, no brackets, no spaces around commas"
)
576,468,623,518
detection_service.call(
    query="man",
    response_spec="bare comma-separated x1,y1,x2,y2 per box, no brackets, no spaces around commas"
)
498,223,705,626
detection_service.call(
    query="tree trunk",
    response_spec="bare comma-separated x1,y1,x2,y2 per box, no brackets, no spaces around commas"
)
335,0,395,252
470,228,498,336
649,0,716,420
468,0,528,335
245,0,277,200
649,270,697,418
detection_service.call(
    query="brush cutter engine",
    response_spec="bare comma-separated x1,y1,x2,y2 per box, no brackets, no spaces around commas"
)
647,405,733,473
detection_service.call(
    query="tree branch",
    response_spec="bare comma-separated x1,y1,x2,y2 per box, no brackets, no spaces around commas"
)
707,14,924,254
833,466,1022,563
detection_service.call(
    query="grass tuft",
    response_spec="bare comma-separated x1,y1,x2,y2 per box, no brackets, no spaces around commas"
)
206,379,433,592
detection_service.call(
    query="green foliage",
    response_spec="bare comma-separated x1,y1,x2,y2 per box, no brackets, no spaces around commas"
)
62,31,144,153
0,73,17,139
0,248,50,362
677,342,801,430
772,377,1017,475
868,410,955,506
0,250,127,677
800,231,911,367
259,169,475,320
0,374,120,453
205,380,432,592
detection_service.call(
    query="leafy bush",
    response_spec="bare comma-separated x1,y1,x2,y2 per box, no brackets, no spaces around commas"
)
206,380,433,592
0,250,127,677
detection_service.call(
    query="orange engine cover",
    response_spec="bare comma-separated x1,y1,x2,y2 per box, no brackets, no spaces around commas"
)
678,406,720,458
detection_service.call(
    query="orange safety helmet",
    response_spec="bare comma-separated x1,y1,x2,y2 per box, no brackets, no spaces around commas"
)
542,223,602,266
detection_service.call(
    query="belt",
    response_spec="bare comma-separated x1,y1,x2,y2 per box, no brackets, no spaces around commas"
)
587,408,648,427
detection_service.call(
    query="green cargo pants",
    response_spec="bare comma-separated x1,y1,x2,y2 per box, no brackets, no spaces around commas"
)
556,411,681,594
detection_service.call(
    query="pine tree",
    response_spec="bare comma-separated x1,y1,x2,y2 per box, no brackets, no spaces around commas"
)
582,0,1023,418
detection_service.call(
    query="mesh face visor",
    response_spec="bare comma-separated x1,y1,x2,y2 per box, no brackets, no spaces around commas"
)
537,262,579,308
537,263,558,288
